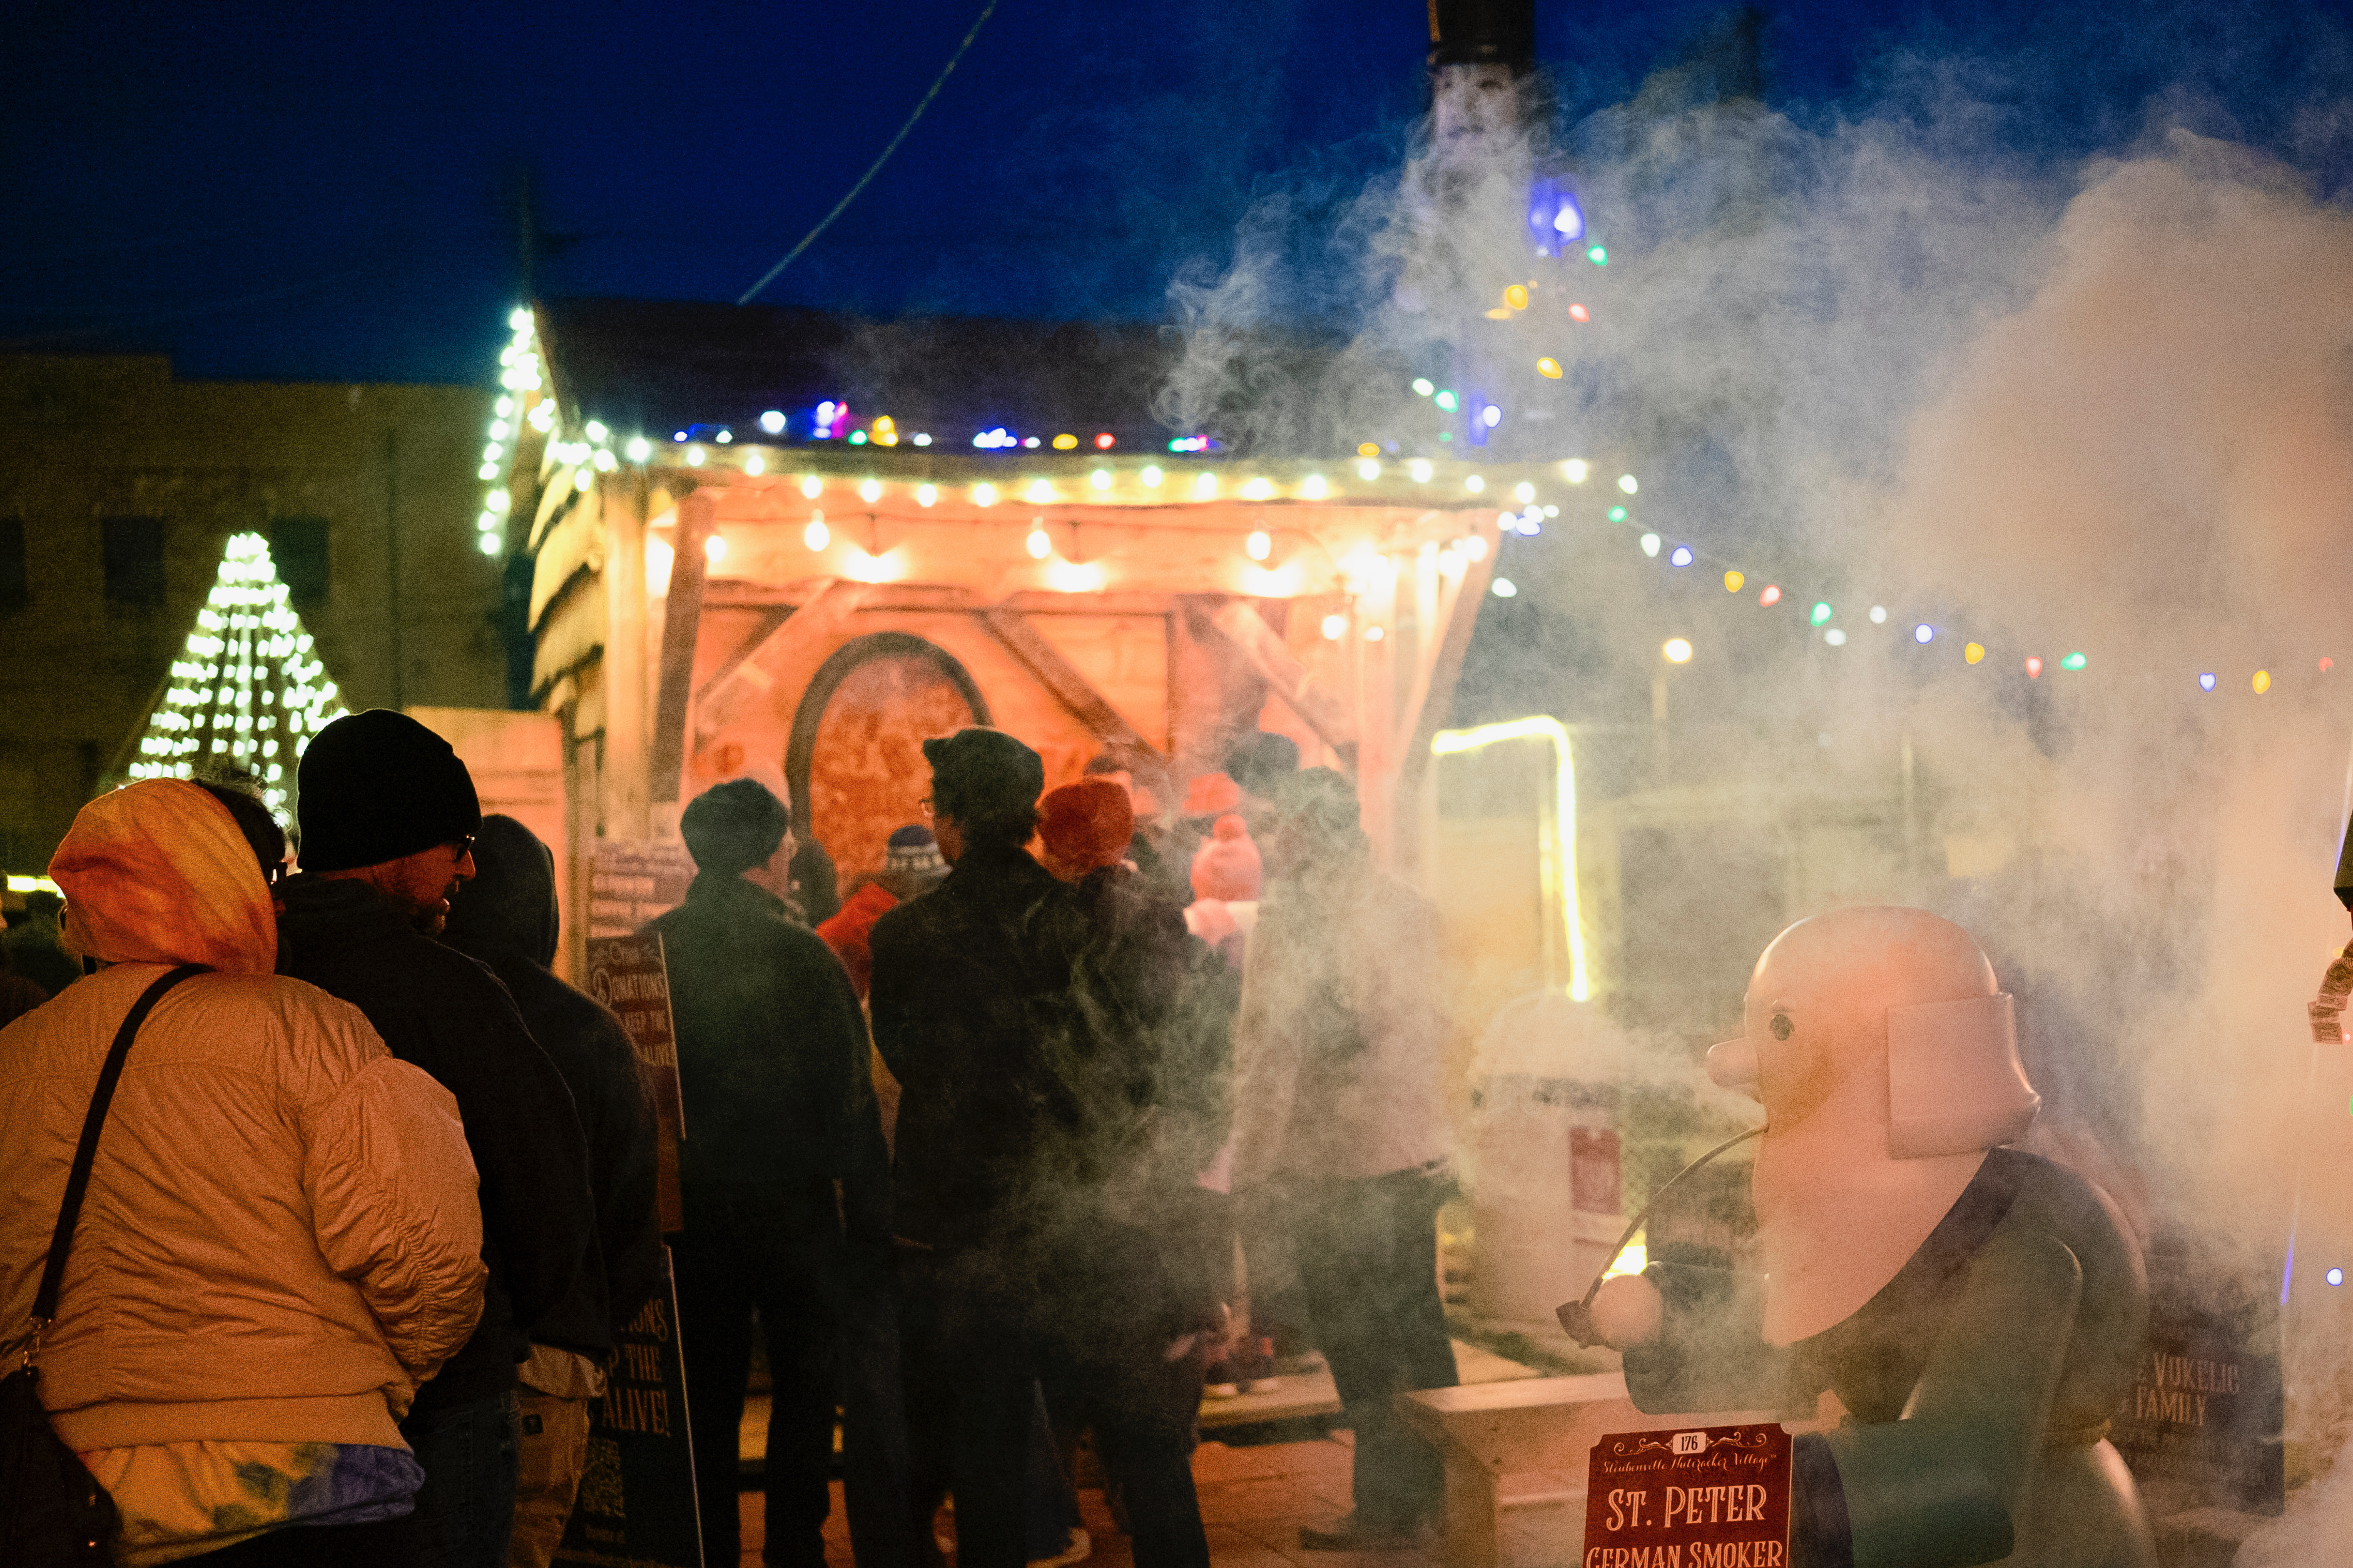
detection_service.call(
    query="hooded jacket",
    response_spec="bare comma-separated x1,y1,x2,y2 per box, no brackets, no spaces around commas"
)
442,816,663,1357
0,780,485,1450
277,867,594,1411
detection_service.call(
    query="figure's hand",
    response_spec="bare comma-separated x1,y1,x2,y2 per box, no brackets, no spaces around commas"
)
1590,1273,1666,1348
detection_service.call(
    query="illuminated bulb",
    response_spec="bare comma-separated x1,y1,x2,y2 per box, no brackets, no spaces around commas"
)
645,537,674,596
2253,669,2271,692
1141,465,1163,487
1412,378,1435,397
705,534,728,565
1194,473,1217,499
2324,657,2336,672
1028,527,1052,560
2198,672,2217,692
801,476,823,499
1491,579,1518,599
1053,433,1079,450
760,410,786,433
973,483,997,507
2025,655,2044,678
1724,570,1744,592
1301,475,1327,500
487,488,511,514
1618,473,1638,494
1913,624,1934,644
1357,442,1381,458
484,442,503,461
2332,1268,2347,1287
594,450,617,472
1537,357,1562,378
917,484,937,507
1514,482,1536,503
495,396,515,417
1569,303,1590,323
1825,629,1847,647
860,479,883,503
477,534,501,557
489,420,511,440
574,468,593,492
913,433,932,446
1408,460,1433,483
1669,545,1694,567
1760,585,1782,607
1639,533,1660,557
1504,284,1529,310
1465,475,1485,493
585,420,608,442
1365,625,1386,642
1321,613,1347,640
1096,433,1115,449
1090,469,1112,490
1357,459,1381,480
1869,605,1888,624
1964,642,1986,665
1481,404,1503,428
1465,535,1488,562
2060,652,2088,671
716,430,733,444
744,453,765,475
1811,602,1832,626
1588,245,1608,265
1663,638,1693,664
1242,477,1273,500
1246,530,1272,561
805,517,830,550
1435,390,1458,412
1608,506,1627,522
1562,459,1588,483
626,437,651,462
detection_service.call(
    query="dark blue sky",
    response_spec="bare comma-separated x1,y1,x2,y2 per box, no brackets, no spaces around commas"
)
6,0,2347,387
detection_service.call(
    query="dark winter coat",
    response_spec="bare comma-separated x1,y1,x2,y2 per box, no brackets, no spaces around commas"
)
641,871,887,1250
277,874,596,1410
868,846,1190,1250
442,816,663,1357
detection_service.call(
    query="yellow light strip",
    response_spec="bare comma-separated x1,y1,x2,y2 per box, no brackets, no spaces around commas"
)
1430,715,1588,1001
6,875,61,895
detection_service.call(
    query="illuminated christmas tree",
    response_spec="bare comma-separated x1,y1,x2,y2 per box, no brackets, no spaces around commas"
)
126,532,346,813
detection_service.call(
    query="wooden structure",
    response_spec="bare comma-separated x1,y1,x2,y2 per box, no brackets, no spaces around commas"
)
504,300,1585,976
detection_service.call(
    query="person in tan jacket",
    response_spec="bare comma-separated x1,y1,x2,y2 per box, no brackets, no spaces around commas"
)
0,778,487,1567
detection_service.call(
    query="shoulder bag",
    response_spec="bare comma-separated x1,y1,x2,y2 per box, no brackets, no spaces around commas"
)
0,963,206,1566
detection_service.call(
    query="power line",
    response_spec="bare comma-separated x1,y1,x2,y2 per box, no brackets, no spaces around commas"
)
738,0,1002,305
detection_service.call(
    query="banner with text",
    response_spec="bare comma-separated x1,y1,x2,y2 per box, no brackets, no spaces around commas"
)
554,1247,704,1568
1583,1423,1791,1568
586,932,687,1234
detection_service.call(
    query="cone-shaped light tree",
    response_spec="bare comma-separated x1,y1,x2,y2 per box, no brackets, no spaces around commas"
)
126,531,347,813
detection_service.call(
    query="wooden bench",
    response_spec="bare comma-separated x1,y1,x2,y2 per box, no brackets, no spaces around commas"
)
1398,1375,1786,1568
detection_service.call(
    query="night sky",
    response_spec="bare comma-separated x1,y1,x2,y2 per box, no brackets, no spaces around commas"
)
7,0,2349,388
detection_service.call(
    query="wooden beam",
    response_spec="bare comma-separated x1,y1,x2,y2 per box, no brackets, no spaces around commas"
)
648,491,713,804
691,577,871,749
977,606,1162,756
1202,599,1358,761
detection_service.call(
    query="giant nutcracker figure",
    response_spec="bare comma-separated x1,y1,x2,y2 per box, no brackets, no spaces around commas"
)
1580,907,2155,1567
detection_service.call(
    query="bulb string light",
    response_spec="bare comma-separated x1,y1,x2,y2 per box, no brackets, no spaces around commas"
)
125,532,348,812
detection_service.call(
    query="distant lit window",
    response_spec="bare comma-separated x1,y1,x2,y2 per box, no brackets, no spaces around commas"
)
102,517,165,607
272,518,330,606
0,519,24,612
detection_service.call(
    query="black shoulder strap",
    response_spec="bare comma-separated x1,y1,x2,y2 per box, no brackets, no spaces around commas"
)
31,963,207,1324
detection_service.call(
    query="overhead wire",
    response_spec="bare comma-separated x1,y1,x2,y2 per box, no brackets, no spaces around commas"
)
737,0,1002,305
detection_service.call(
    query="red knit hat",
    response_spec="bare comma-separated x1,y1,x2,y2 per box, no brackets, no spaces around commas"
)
1190,814,1263,902
1182,771,1242,817
1038,778,1135,875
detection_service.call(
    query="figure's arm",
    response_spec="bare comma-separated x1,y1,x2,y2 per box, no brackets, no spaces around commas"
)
1803,1223,2084,1568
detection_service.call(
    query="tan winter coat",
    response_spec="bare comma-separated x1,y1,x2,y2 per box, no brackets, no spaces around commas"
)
0,780,487,1451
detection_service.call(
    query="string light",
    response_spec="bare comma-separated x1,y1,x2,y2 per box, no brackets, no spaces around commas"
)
2199,672,2217,691
1618,474,1639,495
1409,460,1433,483
1669,545,1694,567
2254,669,2272,693
1537,357,1563,378
2025,656,2044,678
1869,606,1888,624
1090,469,1112,491
805,516,830,550
1322,613,1348,639
1568,303,1590,323
1492,579,1518,599
1825,629,1847,647
1246,530,1272,561
1964,642,1986,664
917,484,938,507
125,533,345,814
1724,571,1744,592
1811,602,1832,626
1663,638,1693,664
1027,525,1052,560
2060,652,2087,671
1301,474,1328,500
1562,460,1588,483
861,479,884,503
1639,534,1660,557
1141,465,1164,488
1914,624,1935,644
1759,585,1782,607
1465,475,1485,493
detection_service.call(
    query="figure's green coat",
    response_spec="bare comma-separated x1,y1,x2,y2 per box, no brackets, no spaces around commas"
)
1623,1149,2156,1568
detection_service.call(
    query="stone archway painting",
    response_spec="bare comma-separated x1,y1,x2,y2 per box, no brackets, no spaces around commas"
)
790,633,990,879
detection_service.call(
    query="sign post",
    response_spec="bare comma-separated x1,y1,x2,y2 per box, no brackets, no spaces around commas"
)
554,1248,705,1568
1583,1423,1792,1567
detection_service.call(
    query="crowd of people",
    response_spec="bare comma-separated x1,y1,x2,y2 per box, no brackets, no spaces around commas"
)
0,709,1459,1568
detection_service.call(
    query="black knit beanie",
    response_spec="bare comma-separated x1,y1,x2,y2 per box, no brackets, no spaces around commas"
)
680,777,791,876
297,710,483,873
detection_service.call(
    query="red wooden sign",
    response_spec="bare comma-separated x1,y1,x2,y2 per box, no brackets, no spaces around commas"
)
1583,1423,1791,1567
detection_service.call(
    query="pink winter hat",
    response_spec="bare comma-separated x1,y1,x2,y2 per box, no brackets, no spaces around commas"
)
1190,814,1263,903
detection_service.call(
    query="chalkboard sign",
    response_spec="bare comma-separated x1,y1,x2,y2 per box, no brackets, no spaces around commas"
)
1584,1423,1791,1568
554,1247,706,1568
586,931,687,1235
2110,1240,2285,1517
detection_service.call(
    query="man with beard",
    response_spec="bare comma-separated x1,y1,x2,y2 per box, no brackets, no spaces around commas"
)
277,709,596,1568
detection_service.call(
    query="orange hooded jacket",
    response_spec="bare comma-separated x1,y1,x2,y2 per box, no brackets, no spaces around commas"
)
0,780,487,1450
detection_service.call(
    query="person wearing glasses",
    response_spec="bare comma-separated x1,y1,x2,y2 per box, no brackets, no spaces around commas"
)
276,710,597,1568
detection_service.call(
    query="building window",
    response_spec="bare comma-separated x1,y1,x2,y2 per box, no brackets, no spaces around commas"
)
272,518,330,606
102,517,166,607
0,519,24,612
